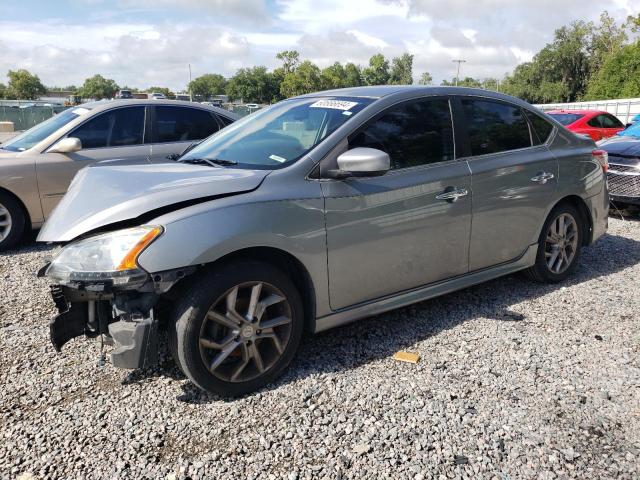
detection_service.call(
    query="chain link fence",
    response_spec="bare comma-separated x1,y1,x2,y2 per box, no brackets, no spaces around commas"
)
0,101,70,131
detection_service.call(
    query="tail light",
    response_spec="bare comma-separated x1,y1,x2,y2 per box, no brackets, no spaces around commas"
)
592,149,608,173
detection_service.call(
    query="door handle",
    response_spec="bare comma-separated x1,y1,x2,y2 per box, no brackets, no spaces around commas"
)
531,172,555,184
435,187,468,202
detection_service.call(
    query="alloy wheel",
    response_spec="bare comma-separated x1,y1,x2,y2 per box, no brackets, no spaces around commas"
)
0,203,12,243
198,281,293,383
544,212,578,274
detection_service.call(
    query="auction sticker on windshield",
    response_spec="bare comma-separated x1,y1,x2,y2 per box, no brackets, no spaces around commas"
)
310,100,358,110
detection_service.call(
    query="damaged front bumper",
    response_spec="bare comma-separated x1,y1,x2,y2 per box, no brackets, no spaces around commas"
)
43,266,194,370
48,285,159,369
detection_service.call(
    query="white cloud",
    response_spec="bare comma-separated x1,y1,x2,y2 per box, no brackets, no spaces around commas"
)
2,0,640,91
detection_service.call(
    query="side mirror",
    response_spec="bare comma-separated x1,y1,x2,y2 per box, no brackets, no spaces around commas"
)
49,137,82,154
328,147,390,179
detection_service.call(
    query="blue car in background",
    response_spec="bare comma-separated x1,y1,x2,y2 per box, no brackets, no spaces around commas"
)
599,116,640,208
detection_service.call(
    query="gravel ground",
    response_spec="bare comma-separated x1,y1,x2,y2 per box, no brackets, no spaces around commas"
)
1,218,639,480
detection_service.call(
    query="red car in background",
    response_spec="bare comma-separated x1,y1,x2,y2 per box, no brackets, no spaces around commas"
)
545,109,625,141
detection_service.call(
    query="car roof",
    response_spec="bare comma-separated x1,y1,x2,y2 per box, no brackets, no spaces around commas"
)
294,85,537,109
81,99,239,119
546,109,609,116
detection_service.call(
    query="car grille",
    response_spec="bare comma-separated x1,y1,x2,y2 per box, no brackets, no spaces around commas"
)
608,163,640,198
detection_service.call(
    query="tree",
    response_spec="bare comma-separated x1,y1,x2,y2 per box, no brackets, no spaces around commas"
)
6,69,46,100
585,41,640,99
389,53,414,85
441,77,483,88
78,74,119,99
0,83,6,99
280,60,322,98
344,63,363,87
418,72,433,85
188,74,227,99
226,66,278,104
362,54,390,85
588,11,627,76
320,62,347,89
276,50,300,75
145,86,174,98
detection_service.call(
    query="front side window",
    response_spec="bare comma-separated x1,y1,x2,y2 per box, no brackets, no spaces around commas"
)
461,99,531,156
72,107,145,149
180,96,374,169
154,107,221,143
601,114,623,128
1,108,90,152
349,98,454,169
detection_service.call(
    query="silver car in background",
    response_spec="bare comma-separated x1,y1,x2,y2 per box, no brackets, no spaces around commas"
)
0,99,237,250
39,86,609,397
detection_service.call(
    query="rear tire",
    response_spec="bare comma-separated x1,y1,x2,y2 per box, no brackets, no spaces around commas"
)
0,192,26,252
168,261,304,397
524,203,583,283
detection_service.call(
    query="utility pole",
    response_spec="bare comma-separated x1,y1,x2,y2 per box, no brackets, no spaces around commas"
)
188,63,192,102
452,59,466,86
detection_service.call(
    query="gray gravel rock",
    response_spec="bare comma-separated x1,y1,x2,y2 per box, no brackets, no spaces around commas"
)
1,218,639,479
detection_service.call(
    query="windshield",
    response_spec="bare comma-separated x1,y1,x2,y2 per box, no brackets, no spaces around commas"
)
618,122,640,138
0,107,91,152
180,96,374,169
547,113,584,126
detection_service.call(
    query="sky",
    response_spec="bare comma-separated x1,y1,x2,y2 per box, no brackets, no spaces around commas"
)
0,0,638,92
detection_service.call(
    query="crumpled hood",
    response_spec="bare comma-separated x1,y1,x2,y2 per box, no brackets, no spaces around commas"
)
38,161,270,242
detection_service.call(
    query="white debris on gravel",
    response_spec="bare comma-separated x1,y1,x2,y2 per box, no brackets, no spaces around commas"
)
1,218,639,479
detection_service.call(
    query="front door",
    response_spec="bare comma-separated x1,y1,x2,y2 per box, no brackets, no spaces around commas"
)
322,97,472,310
36,105,149,218
456,97,558,271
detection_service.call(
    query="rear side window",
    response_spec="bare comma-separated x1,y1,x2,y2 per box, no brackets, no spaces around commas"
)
72,107,145,149
461,99,531,155
218,115,234,127
525,110,554,144
587,116,602,128
350,98,454,169
153,107,221,143
547,113,584,126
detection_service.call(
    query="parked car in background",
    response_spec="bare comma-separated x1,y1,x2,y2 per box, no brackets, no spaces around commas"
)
149,92,167,100
116,90,133,99
38,86,608,397
599,122,640,208
546,109,625,141
0,99,237,250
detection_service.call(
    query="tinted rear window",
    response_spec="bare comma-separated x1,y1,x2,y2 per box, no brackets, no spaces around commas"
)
154,106,220,143
525,111,554,144
461,99,531,156
547,113,584,126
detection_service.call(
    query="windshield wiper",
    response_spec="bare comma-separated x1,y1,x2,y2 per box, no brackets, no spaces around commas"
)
180,158,238,167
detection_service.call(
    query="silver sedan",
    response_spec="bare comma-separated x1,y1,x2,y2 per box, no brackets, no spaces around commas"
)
0,99,236,250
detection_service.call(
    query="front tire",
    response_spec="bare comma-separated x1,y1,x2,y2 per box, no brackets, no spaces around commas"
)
0,192,26,252
169,261,304,397
525,203,583,283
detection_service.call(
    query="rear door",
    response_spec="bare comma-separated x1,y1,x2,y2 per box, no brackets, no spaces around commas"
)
36,105,149,217
323,96,472,310
147,106,225,161
456,97,558,271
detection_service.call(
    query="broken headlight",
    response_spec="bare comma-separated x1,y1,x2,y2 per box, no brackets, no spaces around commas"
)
46,226,163,288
